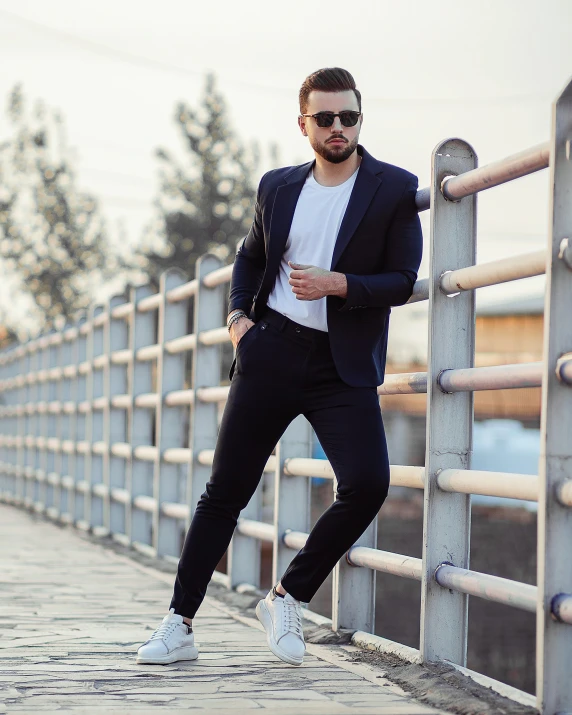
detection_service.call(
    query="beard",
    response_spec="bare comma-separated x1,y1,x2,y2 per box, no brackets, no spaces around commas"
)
310,134,359,164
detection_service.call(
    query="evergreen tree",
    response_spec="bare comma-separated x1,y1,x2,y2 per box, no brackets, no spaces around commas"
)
0,84,122,338
139,73,259,283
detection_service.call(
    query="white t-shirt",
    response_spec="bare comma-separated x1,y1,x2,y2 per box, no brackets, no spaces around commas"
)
266,167,359,332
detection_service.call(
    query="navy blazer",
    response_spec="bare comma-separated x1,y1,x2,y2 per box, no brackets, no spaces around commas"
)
228,144,423,387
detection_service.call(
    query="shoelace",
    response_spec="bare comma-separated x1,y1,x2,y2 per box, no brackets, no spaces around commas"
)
282,600,303,639
147,619,179,642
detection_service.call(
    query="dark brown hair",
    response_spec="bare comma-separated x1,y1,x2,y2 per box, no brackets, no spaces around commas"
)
299,67,361,114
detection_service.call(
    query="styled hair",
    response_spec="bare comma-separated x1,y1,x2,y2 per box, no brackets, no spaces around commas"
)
299,67,361,114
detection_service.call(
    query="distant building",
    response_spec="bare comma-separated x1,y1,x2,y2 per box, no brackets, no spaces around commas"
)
381,295,544,466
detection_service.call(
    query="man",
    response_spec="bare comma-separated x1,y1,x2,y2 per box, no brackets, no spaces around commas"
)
137,67,423,667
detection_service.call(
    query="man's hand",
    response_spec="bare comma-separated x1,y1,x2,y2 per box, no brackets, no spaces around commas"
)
287,262,348,301
229,316,255,350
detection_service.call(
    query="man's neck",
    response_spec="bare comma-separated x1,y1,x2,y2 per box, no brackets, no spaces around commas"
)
312,148,361,187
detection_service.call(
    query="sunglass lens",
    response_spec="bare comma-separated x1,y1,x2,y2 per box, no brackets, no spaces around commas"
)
315,113,335,127
340,111,360,127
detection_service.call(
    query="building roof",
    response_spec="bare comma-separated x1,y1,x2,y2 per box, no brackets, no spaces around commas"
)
477,294,544,317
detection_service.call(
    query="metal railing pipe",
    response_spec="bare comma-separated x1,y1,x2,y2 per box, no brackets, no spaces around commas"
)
347,546,423,581
440,250,546,295
441,141,549,201
236,518,275,543
434,563,537,613
437,469,538,502
438,362,542,393
377,372,428,395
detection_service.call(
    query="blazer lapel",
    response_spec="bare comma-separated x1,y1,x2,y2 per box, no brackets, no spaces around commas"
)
330,160,383,270
266,162,313,268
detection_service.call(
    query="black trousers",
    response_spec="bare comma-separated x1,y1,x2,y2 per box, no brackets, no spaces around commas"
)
170,306,390,618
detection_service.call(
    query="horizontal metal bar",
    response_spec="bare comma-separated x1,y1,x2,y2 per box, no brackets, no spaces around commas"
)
347,546,422,580
136,344,161,362
414,186,430,212
556,479,572,507
202,263,233,288
283,529,308,550
442,141,549,201
163,448,191,464
134,393,159,408
377,372,428,395
160,501,189,520
164,389,194,406
556,352,572,386
132,541,156,558
407,277,429,303
92,483,109,498
111,443,131,459
439,362,542,392
196,386,231,403
199,327,230,346
236,518,275,542
132,495,157,513
166,279,198,302
137,293,161,313
165,334,196,354
133,446,158,462
283,458,425,489
440,250,546,295
434,563,537,612
438,469,538,502
110,488,130,504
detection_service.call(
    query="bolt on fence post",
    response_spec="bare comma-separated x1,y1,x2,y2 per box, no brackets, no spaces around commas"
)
272,416,313,593
105,294,130,540
152,269,189,559
536,75,572,715
187,255,224,542
420,138,477,666
127,285,156,551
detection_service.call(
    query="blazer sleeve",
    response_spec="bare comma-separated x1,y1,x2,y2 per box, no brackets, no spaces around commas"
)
227,173,269,316
337,176,423,311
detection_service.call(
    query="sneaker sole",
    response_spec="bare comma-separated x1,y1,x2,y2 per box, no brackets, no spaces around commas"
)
136,646,199,665
255,599,304,666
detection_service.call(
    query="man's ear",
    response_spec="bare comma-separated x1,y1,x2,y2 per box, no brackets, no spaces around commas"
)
298,115,308,137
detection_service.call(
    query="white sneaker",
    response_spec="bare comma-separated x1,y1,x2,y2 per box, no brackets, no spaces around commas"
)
256,588,305,666
136,608,198,665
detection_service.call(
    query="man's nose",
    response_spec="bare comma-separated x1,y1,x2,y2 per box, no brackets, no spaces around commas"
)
330,116,344,131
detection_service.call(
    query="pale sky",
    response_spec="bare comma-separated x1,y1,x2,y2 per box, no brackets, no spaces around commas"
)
1,0,571,355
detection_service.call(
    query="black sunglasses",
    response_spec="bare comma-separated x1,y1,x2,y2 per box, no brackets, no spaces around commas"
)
300,110,361,128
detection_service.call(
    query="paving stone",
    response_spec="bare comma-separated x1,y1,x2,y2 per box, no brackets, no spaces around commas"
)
0,504,446,714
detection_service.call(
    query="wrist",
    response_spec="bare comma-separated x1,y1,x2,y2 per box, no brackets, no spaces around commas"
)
328,272,348,298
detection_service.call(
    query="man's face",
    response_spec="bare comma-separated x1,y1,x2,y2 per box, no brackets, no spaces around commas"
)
298,89,362,164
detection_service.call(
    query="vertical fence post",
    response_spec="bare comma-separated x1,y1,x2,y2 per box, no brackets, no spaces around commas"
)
88,306,105,533
152,269,189,558
332,489,377,633
127,285,156,551
59,330,74,522
420,138,477,665
104,294,129,539
36,336,50,513
187,255,223,530
536,76,572,715
46,334,62,519
16,344,27,504
272,416,313,592
74,317,89,526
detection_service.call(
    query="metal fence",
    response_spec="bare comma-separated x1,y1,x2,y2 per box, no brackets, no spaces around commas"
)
1,77,571,713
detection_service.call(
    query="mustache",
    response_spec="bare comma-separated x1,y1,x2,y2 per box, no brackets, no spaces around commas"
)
326,136,348,143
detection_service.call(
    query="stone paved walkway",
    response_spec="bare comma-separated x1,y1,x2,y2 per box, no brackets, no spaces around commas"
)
0,504,445,714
